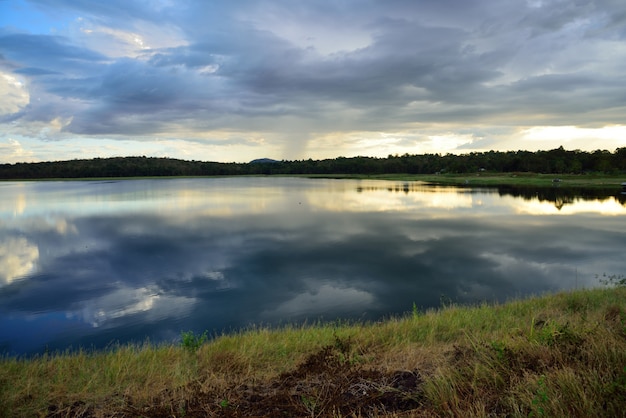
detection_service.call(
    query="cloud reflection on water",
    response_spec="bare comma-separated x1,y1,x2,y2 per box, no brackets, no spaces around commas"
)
67,285,196,329
0,237,39,286
515,197,625,216
0,178,625,355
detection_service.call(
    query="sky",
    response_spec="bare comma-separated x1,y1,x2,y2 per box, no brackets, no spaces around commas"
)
1,0,625,163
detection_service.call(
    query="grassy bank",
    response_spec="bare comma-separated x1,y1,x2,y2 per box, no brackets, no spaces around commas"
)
305,172,626,190
2,286,626,417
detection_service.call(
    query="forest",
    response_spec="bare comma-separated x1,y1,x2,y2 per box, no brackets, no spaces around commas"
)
1,147,625,179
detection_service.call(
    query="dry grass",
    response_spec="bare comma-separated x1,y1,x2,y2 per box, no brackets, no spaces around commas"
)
1,286,625,417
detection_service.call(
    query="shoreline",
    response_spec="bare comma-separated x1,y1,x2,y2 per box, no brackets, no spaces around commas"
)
302,172,626,190
1,172,625,192
2,285,625,417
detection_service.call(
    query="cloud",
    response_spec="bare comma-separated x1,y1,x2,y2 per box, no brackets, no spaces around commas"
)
0,138,34,162
1,0,626,161
0,72,29,116
0,32,107,72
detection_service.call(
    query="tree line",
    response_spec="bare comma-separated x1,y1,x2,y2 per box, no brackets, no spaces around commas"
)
1,147,625,179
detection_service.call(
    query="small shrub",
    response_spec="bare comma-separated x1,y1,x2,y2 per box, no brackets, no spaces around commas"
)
490,340,507,361
180,330,208,352
530,321,582,348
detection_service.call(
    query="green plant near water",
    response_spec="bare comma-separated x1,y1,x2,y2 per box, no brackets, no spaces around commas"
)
180,330,208,352
301,395,319,417
529,374,549,417
412,301,420,320
490,340,507,361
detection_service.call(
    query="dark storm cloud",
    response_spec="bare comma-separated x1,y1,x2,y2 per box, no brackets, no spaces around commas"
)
233,20,501,107
14,67,59,76
0,32,107,72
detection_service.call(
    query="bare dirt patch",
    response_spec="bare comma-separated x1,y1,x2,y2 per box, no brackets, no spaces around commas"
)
115,341,426,417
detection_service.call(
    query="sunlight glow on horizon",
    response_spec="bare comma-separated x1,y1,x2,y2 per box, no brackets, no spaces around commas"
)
521,126,626,148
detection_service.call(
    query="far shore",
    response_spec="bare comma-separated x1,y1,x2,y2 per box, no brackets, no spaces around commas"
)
2,172,625,191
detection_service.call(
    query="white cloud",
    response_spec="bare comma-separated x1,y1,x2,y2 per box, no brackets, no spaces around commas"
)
74,18,187,58
0,72,29,115
0,139,34,163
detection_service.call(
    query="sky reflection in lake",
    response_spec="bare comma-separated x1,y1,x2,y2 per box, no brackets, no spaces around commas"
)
1,178,625,355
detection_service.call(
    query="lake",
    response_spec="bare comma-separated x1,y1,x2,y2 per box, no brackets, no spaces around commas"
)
1,177,625,356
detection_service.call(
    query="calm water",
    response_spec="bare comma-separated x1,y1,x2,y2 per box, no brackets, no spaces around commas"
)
1,177,625,356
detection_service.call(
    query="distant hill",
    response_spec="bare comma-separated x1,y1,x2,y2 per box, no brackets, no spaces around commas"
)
250,158,280,164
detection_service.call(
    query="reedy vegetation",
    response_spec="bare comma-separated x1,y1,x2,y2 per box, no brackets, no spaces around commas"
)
1,284,625,417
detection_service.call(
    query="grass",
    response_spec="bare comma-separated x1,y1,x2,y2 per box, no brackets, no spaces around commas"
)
1,286,626,417
304,172,626,190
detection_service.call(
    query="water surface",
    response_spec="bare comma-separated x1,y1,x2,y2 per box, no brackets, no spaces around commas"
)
1,177,625,355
